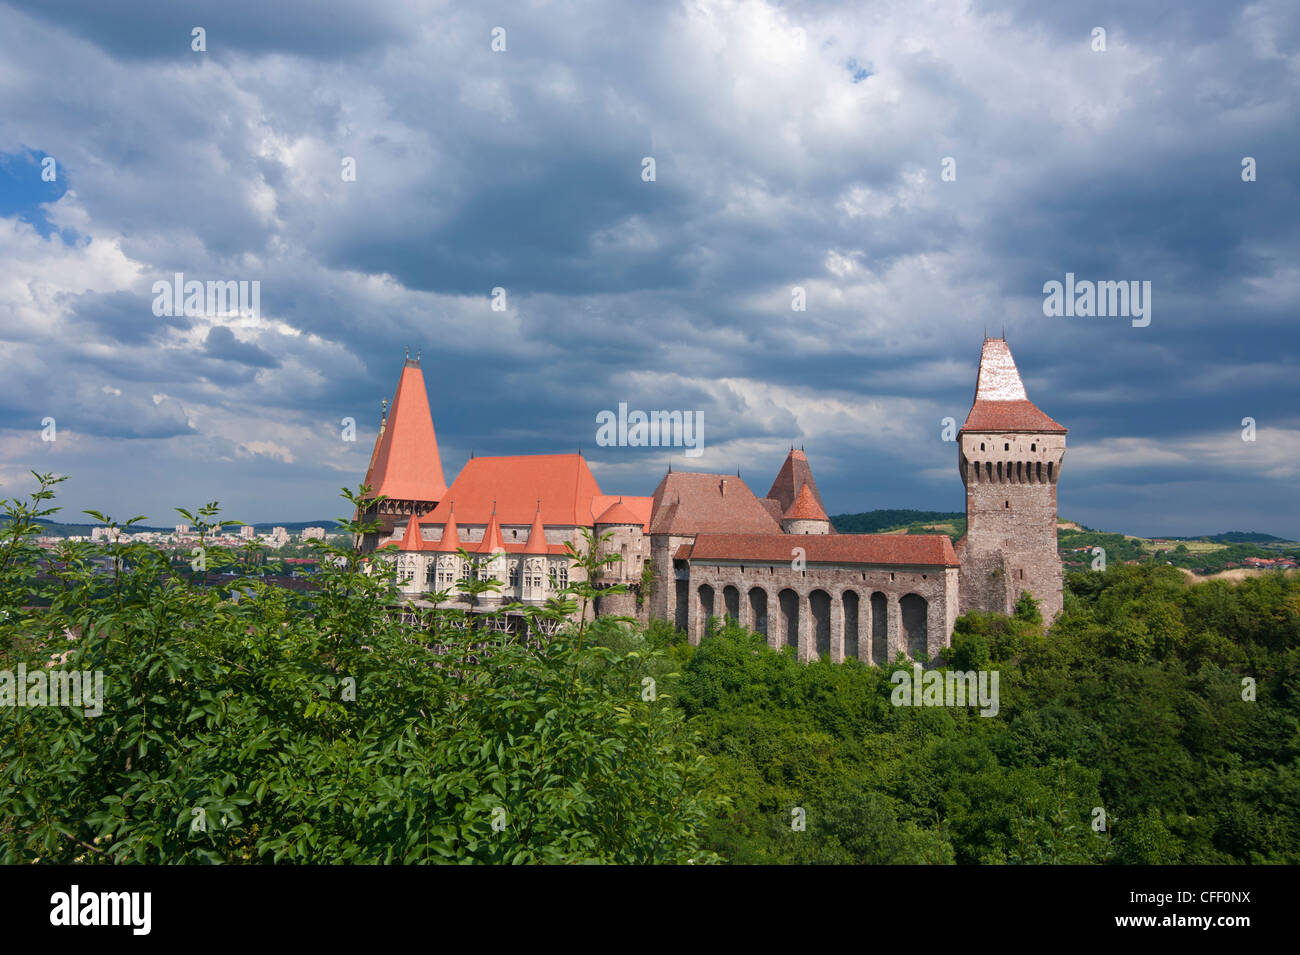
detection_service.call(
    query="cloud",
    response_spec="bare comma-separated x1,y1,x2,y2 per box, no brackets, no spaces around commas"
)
0,0,1294,538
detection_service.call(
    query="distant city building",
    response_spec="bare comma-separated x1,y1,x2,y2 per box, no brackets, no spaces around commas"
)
240,525,257,540
302,527,326,541
175,524,191,536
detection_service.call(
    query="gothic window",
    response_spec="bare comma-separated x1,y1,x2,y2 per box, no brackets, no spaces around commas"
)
425,563,436,584
555,564,569,588
509,562,520,587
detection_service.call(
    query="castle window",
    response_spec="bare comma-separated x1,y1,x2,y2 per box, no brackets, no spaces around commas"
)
1004,500,1010,509
1030,443,1036,451
1019,569,1024,579
425,564,436,584
1004,443,1009,451
980,442,985,451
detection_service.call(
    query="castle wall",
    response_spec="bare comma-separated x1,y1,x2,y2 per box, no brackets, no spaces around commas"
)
958,431,1065,621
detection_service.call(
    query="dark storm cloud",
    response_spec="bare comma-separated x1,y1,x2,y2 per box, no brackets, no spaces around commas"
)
1,0,405,60
203,325,279,367
0,0,1295,537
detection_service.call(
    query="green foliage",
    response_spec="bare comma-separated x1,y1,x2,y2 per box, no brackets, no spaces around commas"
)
0,478,719,864
4,475,1296,865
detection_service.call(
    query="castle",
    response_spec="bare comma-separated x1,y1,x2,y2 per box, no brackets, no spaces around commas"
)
359,337,1066,661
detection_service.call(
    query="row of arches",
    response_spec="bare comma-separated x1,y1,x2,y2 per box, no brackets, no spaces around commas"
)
697,584,929,662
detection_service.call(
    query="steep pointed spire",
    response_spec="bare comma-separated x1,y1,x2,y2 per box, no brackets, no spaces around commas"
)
364,358,448,502
433,504,461,552
765,447,826,515
962,338,1066,433
476,504,506,555
523,502,548,554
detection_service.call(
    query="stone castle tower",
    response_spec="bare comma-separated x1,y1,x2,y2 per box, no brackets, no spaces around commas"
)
956,338,1067,622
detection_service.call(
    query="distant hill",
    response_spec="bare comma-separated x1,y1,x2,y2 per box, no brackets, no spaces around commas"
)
831,510,965,534
1164,531,1287,544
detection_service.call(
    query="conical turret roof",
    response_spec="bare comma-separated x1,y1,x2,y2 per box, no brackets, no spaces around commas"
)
523,505,548,554
961,338,1066,433
476,507,506,555
783,483,828,521
433,506,462,552
363,358,449,501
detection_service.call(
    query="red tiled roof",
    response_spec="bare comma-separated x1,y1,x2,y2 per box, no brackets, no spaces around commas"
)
961,339,1066,434
678,533,959,567
649,472,781,536
783,483,828,521
364,360,449,501
591,494,652,529
427,454,603,526
766,449,827,514
595,498,644,525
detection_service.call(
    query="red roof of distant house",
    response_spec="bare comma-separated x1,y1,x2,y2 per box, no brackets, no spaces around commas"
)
364,360,449,501
783,483,828,521
649,472,782,536
961,339,1066,434
427,454,603,526
766,449,827,514
676,533,959,567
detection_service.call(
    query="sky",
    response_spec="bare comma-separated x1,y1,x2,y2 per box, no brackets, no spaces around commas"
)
0,0,1296,537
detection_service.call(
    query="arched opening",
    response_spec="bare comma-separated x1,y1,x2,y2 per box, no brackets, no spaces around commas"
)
870,591,888,663
901,593,928,659
1047,461,1054,482
748,588,768,638
674,579,688,631
810,590,831,659
778,589,799,651
698,584,715,632
842,590,860,661
723,585,740,622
